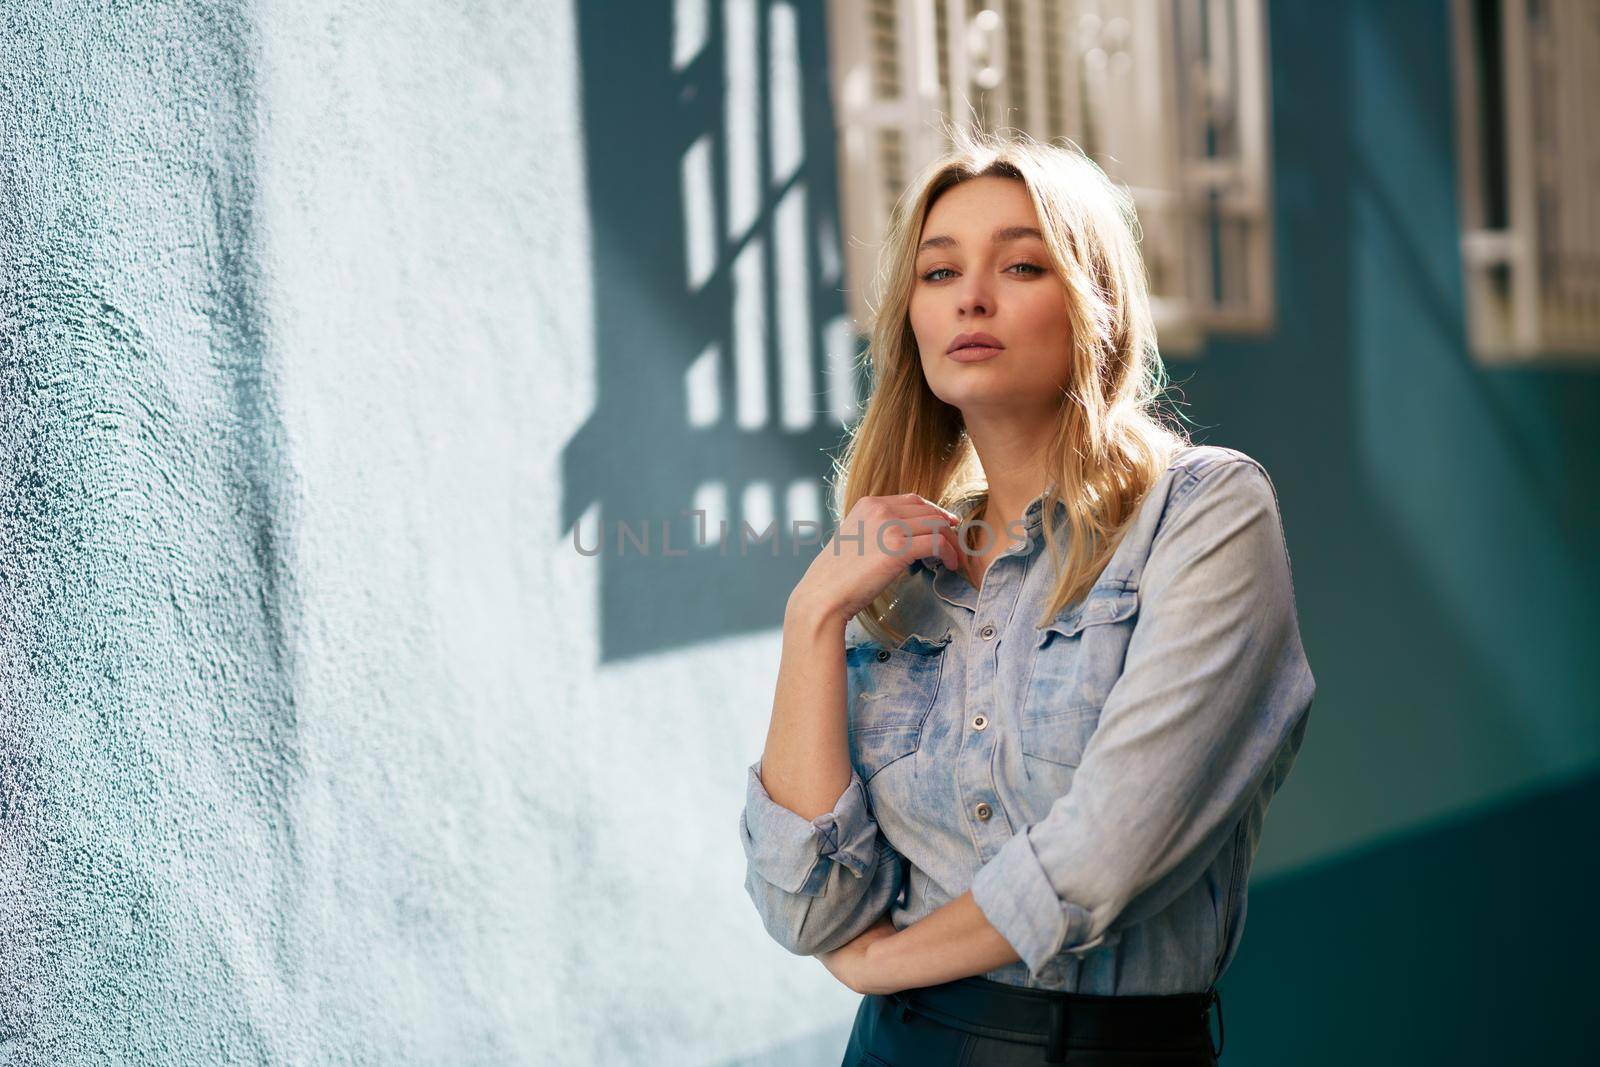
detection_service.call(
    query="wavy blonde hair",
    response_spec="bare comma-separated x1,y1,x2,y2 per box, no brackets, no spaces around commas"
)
831,127,1191,648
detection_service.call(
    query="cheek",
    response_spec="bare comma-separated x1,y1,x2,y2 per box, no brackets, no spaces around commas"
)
1017,297,1074,389
1021,295,1072,356
907,297,929,338
908,302,939,361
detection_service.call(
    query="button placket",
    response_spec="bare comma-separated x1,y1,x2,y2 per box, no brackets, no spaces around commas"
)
958,548,1026,855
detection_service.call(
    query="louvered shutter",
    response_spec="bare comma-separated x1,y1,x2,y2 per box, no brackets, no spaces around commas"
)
1452,0,1600,361
826,0,1276,356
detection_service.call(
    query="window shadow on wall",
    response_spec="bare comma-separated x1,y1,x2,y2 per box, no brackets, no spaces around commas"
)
563,0,867,663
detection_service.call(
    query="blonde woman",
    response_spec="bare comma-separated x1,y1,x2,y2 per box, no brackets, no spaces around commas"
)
739,130,1314,1066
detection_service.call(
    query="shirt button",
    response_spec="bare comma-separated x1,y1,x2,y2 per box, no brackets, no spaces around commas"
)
975,802,992,821
979,624,996,640
972,714,988,730
876,650,890,662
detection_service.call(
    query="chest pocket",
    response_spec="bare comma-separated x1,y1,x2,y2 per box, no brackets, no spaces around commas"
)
1019,580,1140,779
845,630,951,783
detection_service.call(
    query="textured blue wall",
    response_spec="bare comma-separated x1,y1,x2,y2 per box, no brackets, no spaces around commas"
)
1,0,614,1061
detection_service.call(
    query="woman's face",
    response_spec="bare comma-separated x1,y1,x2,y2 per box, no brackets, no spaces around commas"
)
909,175,1074,418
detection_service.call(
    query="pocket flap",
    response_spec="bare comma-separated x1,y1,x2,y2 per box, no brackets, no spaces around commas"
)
847,628,953,671
1038,581,1139,642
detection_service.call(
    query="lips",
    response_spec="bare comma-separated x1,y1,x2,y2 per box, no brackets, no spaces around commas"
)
947,331,1004,354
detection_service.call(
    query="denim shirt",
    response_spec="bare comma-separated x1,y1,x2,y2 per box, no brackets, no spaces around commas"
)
739,445,1316,994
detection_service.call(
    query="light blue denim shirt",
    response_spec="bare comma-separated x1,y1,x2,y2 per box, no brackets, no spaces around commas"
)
739,445,1316,994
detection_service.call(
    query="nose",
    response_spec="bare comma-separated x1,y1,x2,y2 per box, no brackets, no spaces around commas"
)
956,270,993,318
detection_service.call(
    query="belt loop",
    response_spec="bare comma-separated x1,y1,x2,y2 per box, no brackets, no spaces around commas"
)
1045,998,1068,1063
1204,987,1225,1059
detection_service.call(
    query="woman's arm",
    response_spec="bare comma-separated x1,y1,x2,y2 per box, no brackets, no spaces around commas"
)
741,594,902,956
741,496,962,957
757,594,854,823
821,891,1019,994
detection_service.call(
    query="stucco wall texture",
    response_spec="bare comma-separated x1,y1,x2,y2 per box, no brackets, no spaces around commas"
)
0,2,841,1063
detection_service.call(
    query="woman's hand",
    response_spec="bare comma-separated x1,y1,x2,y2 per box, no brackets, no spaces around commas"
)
791,495,964,624
816,916,902,995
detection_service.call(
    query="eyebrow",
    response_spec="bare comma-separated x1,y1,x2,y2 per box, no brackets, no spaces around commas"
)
917,225,1045,255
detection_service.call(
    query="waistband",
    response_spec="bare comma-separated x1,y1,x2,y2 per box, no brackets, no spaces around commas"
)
887,977,1224,1063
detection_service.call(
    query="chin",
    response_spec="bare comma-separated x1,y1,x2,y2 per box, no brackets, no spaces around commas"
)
933,385,1023,411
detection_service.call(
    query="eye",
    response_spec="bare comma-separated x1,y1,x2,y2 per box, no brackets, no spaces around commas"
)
919,262,1047,283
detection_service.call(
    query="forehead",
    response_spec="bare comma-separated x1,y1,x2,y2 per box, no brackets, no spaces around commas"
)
919,176,1039,238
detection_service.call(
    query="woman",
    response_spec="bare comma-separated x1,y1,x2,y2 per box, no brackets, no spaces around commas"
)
738,129,1315,1065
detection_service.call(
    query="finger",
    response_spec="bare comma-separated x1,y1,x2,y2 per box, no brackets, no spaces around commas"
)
868,514,945,557
931,514,965,566
898,519,965,570
925,519,959,571
877,509,963,551
942,522,964,570
879,495,961,526
897,531,957,568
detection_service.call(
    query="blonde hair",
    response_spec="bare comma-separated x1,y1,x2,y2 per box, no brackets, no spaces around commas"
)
831,127,1191,648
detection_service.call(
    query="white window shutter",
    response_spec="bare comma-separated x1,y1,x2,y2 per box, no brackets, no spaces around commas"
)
826,0,1277,356
1452,0,1600,362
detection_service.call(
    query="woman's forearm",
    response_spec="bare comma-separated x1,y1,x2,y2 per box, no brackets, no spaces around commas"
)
865,890,1021,991
756,593,852,821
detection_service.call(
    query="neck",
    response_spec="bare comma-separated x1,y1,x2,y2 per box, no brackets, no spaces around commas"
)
960,411,1054,552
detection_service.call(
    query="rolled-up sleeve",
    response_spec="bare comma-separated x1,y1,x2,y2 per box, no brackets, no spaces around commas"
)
740,759,904,955
970,459,1317,977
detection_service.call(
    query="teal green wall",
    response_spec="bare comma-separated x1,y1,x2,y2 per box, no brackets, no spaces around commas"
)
1219,0,1600,881
1221,770,1598,1065
1196,1,1600,1062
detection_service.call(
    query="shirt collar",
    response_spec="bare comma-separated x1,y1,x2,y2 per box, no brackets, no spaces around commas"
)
908,483,1064,576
